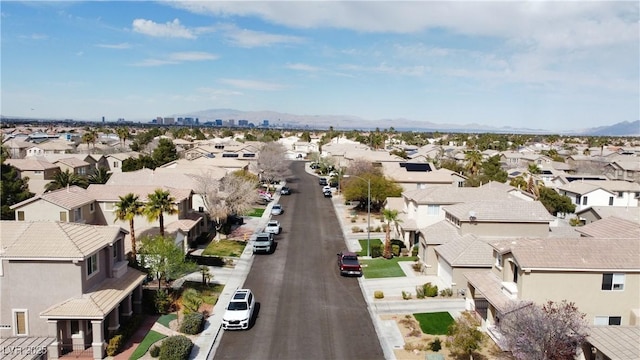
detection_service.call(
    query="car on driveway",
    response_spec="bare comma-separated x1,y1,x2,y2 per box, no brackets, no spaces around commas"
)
222,289,256,330
271,204,283,215
280,186,291,195
265,220,282,235
323,190,333,198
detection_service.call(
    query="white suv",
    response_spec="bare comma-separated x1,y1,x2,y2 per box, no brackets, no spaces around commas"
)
264,220,281,235
222,289,256,330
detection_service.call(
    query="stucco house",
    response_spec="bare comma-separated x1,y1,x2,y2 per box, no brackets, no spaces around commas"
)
0,221,146,360
381,162,466,191
604,160,640,183
4,158,61,195
464,237,640,339
575,206,640,225
10,186,97,224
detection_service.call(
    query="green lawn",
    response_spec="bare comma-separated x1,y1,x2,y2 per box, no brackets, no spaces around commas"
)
156,313,177,328
246,208,265,217
182,281,224,305
201,239,247,257
356,239,382,256
128,330,166,360
413,312,454,335
360,256,416,278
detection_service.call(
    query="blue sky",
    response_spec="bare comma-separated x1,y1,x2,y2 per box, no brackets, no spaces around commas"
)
1,1,638,131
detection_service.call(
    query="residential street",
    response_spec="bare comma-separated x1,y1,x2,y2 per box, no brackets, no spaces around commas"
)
213,161,385,360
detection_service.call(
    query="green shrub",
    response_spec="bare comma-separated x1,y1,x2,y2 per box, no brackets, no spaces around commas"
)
374,226,382,232
415,285,425,299
370,244,383,258
179,312,204,335
159,335,193,360
391,244,400,257
155,289,172,314
374,291,384,299
150,345,161,358
429,337,442,352
440,288,454,297
402,291,412,300
411,246,419,257
423,282,439,297
106,335,123,356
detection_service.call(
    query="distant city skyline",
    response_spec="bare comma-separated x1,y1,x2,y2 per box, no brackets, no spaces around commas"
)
1,1,638,131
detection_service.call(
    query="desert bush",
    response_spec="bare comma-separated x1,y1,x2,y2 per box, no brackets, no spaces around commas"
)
412,262,422,272
402,291,412,300
351,226,362,233
159,335,193,360
415,285,425,299
155,289,172,314
371,244,383,258
408,327,422,337
179,312,204,335
429,337,442,352
350,217,357,223
106,335,123,357
423,282,439,298
374,290,384,299
150,345,160,358
374,226,382,232
411,246,419,257
440,288,454,297
391,244,400,257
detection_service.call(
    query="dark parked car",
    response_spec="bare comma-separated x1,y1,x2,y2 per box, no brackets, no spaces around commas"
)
280,186,291,195
323,190,333,198
319,177,328,186
227,214,244,225
310,162,320,169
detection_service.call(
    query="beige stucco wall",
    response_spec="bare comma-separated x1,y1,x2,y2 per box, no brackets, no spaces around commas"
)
519,271,640,326
0,260,83,337
15,200,69,222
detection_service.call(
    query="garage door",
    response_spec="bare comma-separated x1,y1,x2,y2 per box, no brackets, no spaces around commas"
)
437,257,453,287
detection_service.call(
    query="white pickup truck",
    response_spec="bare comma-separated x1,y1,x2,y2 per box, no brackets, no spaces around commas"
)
252,232,275,254
264,220,281,235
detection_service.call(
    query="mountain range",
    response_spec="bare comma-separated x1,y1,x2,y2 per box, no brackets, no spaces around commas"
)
177,109,640,136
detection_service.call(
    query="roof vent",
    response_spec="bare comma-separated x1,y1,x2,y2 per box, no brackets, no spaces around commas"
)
468,211,477,221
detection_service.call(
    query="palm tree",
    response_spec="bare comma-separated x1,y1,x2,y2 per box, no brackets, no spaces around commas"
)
81,130,97,154
116,127,129,150
464,151,483,177
382,209,402,259
144,189,178,237
87,167,111,185
45,169,88,192
528,163,541,175
113,193,145,260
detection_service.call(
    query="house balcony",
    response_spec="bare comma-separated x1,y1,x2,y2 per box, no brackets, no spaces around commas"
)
111,261,128,279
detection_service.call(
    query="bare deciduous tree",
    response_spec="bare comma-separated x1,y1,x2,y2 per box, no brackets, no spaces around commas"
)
498,300,588,360
193,171,259,239
255,142,290,183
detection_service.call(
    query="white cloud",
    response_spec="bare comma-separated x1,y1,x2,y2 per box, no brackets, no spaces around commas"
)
95,42,132,49
219,78,286,91
19,33,48,40
168,51,218,61
132,18,195,39
341,62,426,77
132,59,179,67
285,63,321,72
223,26,304,48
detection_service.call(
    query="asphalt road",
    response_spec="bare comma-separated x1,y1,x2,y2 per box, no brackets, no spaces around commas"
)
213,161,385,360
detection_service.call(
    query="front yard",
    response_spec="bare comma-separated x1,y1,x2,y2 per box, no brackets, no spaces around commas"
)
201,239,247,257
360,256,417,278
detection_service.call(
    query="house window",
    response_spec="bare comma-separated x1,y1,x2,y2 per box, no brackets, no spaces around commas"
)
601,273,624,291
609,197,614,205
71,320,80,335
582,196,588,205
60,211,67,222
495,252,503,269
427,205,439,216
90,203,95,213
575,195,581,204
87,253,99,277
34,170,42,175
74,208,82,221
113,161,119,168
17,211,25,221
13,310,28,336
618,191,624,198
594,316,622,326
